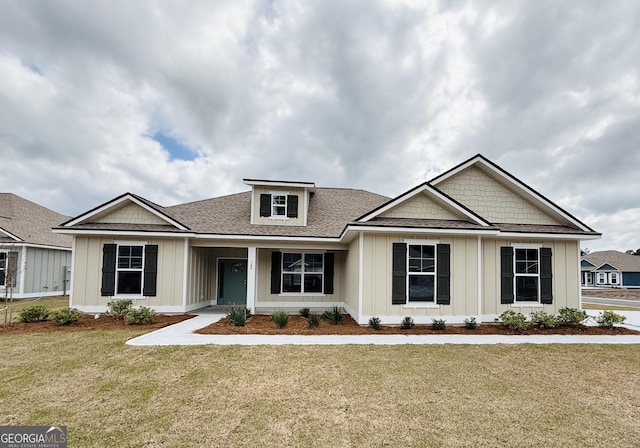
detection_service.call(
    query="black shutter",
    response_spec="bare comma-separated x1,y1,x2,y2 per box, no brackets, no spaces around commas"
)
259,194,271,217
143,245,158,296
7,252,18,287
392,243,407,304
101,244,117,296
270,251,282,294
500,247,514,304
324,252,334,294
436,244,451,305
287,195,298,218
540,247,553,304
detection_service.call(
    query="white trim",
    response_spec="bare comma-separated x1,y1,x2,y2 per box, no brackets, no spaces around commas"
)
512,246,542,304
7,290,70,299
358,232,364,322
182,238,189,307
344,226,499,238
404,238,440,245
477,235,482,323
594,261,620,271
498,232,600,240
19,245,26,295
511,302,544,308
357,183,490,226
74,305,195,313
357,314,470,325
255,301,343,309
113,242,146,298
0,241,71,251
405,241,437,305
244,179,315,189
0,227,21,241
63,194,188,230
403,304,440,309
510,242,542,249
250,190,255,224
343,302,359,323
69,237,76,307
280,251,325,294
194,233,342,243
216,257,249,305
247,247,257,311
54,229,197,238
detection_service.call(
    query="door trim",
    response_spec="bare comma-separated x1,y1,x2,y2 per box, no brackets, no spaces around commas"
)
216,257,248,305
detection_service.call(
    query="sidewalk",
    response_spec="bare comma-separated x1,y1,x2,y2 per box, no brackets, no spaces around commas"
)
125,310,640,346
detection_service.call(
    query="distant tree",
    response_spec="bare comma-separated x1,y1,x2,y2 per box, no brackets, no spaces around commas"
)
626,249,640,256
580,248,590,256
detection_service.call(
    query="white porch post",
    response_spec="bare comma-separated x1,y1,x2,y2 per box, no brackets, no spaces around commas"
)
247,246,257,311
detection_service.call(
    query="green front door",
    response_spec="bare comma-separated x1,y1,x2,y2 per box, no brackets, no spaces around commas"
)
217,259,247,305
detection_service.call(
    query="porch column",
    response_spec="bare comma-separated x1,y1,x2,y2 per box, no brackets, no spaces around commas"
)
246,246,257,311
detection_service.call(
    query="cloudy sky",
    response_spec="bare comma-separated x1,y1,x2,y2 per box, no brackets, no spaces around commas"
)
0,0,638,251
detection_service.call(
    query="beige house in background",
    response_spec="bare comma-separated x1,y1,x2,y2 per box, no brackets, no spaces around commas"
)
54,155,600,324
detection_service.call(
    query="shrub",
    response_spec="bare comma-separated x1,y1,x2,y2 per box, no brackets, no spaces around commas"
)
271,310,290,329
227,305,250,327
401,316,414,330
464,317,477,329
51,307,83,326
124,306,157,325
323,306,344,325
431,319,446,330
497,310,529,332
529,311,558,329
299,307,310,318
307,312,321,328
106,299,133,320
368,316,381,330
595,311,627,329
18,305,49,323
557,308,588,327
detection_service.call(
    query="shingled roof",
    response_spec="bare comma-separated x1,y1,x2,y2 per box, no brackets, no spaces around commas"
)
0,193,72,248
581,250,640,272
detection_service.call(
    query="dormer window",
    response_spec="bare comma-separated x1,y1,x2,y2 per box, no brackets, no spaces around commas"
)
260,193,298,219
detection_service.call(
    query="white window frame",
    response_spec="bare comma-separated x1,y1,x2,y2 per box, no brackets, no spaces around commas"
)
115,241,146,298
270,191,288,219
512,243,542,304
404,239,439,306
597,272,607,285
280,251,324,295
610,272,619,285
0,251,6,287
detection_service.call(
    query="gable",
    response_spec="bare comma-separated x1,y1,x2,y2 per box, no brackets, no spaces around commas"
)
596,263,618,271
95,202,169,225
581,259,595,267
379,192,462,220
436,166,560,225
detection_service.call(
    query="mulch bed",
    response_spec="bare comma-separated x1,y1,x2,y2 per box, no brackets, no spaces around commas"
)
196,314,640,336
0,314,194,336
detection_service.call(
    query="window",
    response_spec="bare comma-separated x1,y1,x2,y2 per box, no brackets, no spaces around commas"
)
282,252,323,293
610,272,619,284
116,245,144,294
272,194,287,217
515,248,539,302
597,272,607,284
408,245,435,302
0,252,5,286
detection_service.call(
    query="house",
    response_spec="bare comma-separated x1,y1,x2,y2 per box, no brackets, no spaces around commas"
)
54,155,600,324
581,250,640,288
0,193,73,298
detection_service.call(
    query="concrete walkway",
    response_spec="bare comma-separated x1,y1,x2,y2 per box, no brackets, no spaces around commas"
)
126,310,640,346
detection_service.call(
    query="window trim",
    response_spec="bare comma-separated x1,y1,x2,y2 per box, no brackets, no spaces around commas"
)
280,251,325,295
609,272,619,285
114,241,147,298
0,251,6,287
269,191,289,220
597,272,607,284
404,239,439,306
512,244,542,304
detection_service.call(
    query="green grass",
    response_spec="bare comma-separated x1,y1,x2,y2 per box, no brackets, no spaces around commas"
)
582,303,640,311
1,330,640,447
1,296,69,323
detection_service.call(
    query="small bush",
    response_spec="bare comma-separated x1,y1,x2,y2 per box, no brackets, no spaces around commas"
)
299,307,310,318
557,308,588,327
18,305,49,323
497,310,529,332
106,299,133,320
464,317,477,329
368,316,381,330
271,310,290,328
323,306,344,325
307,312,321,328
401,316,414,330
124,306,157,325
431,319,446,330
595,311,627,329
51,307,83,326
227,305,250,327
529,311,558,329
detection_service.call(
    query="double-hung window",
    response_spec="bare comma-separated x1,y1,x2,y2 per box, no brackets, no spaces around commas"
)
272,194,287,217
0,252,6,286
116,245,144,295
610,272,619,284
408,245,436,302
515,248,539,302
282,252,324,293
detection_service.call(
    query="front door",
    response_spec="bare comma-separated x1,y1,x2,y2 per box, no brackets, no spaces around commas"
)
217,259,247,305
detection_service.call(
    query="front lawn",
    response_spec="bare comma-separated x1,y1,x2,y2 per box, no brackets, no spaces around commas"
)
1,330,639,447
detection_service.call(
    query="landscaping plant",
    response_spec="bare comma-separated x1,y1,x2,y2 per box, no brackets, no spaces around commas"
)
368,316,381,330
106,299,133,320
496,310,529,332
124,306,157,325
464,317,477,329
529,311,558,329
557,307,588,327
307,312,321,328
595,311,626,329
299,307,310,318
322,306,343,325
431,319,446,330
51,307,83,326
271,310,290,328
227,305,251,327
401,316,414,329
18,305,50,323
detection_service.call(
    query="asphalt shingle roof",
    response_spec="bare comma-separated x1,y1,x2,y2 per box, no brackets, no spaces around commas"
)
0,193,72,248
581,250,640,272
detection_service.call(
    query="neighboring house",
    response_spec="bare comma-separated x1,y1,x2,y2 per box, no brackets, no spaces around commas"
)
581,250,640,288
0,193,73,299
54,155,600,324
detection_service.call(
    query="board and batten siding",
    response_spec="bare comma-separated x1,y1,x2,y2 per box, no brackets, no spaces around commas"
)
187,247,248,306
360,234,479,319
342,237,360,315
482,239,580,316
71,236,185,309
251,186,306,226
24,247,72,294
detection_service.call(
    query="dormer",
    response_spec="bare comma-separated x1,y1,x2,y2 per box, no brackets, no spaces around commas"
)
243,179,316,226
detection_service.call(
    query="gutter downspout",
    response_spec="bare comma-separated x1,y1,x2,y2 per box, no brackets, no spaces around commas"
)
358,232,364,324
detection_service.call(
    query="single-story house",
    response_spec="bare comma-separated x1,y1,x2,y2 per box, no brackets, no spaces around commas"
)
581,250,640,288
54,154,600,324
0,193,73,299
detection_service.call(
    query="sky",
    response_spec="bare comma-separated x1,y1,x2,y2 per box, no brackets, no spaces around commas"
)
0,0,638,252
